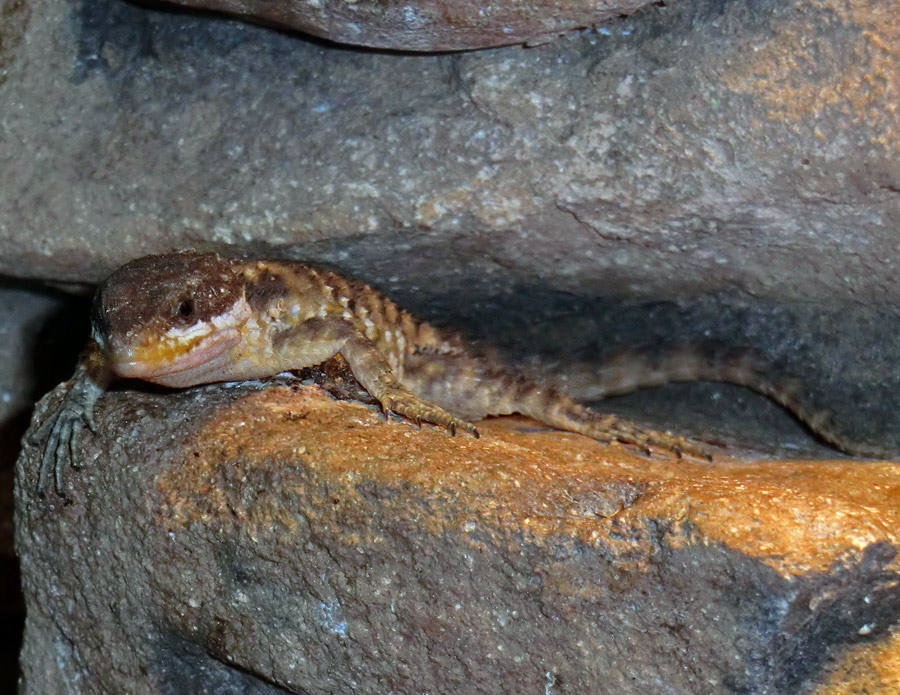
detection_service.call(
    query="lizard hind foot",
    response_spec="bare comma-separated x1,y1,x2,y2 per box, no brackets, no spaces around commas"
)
600,418,714,461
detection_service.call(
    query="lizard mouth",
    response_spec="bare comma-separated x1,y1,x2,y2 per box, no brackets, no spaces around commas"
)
111,327,242,383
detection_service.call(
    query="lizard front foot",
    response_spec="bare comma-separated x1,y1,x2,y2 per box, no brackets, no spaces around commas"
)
379,389,479,438
31,366,106,497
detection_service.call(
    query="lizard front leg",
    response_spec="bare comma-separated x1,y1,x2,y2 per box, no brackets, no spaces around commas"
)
32,343,111,496
339,334,479,437
276,317,478,437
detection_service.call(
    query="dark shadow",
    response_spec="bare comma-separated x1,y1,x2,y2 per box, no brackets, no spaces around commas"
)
0,278,91,694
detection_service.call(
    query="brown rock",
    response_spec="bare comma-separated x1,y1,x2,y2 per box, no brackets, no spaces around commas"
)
16,382,900,693
169,0,655,50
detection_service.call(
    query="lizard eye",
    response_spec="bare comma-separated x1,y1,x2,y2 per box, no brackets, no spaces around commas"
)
175,298,196,319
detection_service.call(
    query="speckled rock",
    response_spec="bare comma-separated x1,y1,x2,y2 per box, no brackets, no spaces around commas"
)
15,382,900,694
1,0,900,309
170,0,658,50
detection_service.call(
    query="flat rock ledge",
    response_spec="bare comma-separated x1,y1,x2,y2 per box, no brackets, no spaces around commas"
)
15,382,900,694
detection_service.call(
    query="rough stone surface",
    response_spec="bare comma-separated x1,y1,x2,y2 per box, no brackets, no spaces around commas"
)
15,382,900,694
0,0,898,307
169,0,656,50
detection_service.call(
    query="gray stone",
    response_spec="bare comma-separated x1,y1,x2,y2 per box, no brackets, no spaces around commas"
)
1,0,898,309
0,283,84,693
4,0,900,453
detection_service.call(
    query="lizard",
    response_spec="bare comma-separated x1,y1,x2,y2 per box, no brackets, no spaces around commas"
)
32,251,869,496
35,251,717,495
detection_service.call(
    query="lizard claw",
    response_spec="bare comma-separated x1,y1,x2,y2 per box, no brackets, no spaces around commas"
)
581,409,714,461
33,365,107,497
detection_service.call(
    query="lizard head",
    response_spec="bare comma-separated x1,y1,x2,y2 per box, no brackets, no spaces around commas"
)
92,252,252,386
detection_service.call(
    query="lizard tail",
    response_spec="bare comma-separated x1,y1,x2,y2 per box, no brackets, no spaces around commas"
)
550,346,888,458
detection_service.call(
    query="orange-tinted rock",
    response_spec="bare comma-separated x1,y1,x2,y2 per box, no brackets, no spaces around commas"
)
16,382,900,693
172,0,654,50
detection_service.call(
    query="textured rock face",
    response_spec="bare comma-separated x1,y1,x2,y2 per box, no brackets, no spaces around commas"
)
169,0,656,50
15,383,900,694
0,283,89,691
0,285,74,693
0,0,899,307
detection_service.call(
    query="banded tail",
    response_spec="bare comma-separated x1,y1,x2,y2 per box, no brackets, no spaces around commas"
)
549,346,884,458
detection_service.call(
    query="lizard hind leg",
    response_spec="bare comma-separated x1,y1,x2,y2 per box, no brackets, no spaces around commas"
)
580,407,712,460
518,388,712,460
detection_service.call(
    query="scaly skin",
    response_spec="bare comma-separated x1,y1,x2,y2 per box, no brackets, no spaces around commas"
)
37,251,729,496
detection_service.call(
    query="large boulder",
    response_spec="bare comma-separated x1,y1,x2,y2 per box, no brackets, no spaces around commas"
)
16,383,900,693
0,0,898,309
